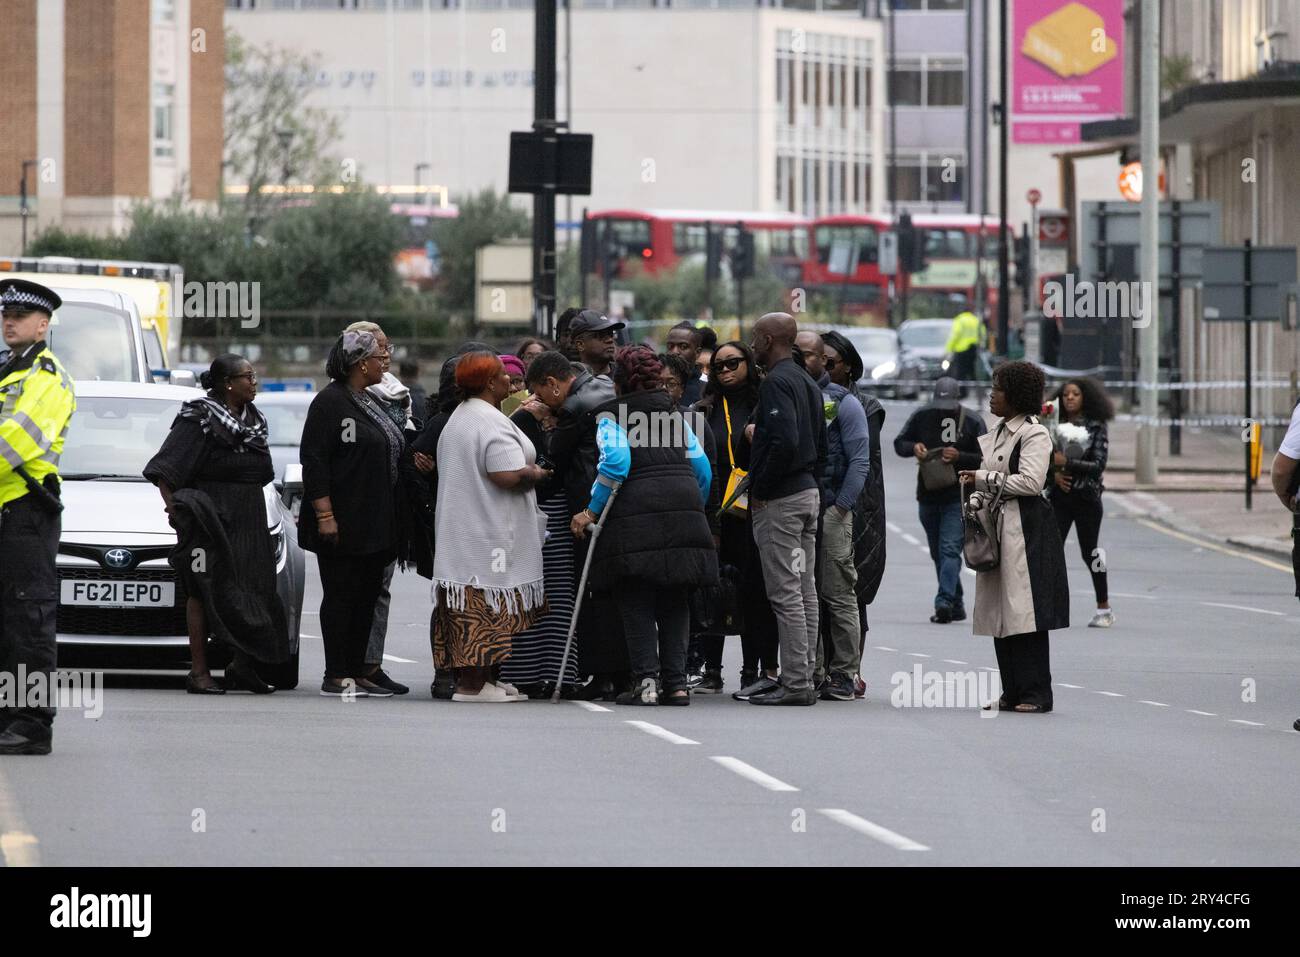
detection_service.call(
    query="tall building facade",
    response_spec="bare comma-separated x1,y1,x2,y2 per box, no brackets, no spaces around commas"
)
0,0,225,250
223,1,887,219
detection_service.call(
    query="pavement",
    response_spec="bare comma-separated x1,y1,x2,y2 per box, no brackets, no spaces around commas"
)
0,398,1296,867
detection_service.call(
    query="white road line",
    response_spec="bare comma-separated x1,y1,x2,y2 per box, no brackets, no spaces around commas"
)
978,666,998,673
1138,700,1169,707
300,633,322,640
573,701,611,713
818,808,930,852
382,653,417,664
626,720,699,745
710,756,799,792
1199,602,1286,617
962,567,976,577
900,533,921,546
1231,719,1265,727
874,645,897,652
0,766,38,867
908,652,931,658
942,659,967,665
1108,493,1145,515
886,521,902,534
1056,683,1085,689
918,545,931,555
1109,592,1157,601
1094,691,1124,697
1186,709,1218,717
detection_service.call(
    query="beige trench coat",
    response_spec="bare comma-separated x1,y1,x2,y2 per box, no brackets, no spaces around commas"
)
969,414,1068,637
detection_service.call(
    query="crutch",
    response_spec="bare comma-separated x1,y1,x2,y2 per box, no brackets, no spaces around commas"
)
551,476,622,702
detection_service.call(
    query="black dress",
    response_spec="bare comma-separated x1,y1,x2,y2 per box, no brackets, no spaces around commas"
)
144,415,288,663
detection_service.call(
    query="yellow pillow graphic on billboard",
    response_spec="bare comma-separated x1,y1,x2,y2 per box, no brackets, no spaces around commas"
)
1022,2,1118,78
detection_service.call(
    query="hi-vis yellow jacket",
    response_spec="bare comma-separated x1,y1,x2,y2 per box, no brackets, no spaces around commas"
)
0,342,76,507
945,311,982,355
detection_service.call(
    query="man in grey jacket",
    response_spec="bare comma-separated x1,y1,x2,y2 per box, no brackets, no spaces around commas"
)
796,332,870,702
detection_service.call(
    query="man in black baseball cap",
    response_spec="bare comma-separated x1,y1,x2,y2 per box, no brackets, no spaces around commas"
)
568,309,625,379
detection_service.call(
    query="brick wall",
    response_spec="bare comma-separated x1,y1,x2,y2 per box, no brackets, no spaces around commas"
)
0,0,39,201
189,0,225,202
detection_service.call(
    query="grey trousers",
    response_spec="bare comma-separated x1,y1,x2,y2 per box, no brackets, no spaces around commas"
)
364,560,397,668
815,505,861,681
752,487,821,692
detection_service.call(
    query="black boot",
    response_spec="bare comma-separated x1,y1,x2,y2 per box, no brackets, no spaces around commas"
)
224,650,275,694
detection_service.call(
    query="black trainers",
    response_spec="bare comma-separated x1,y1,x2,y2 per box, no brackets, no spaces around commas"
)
368,668,410,695
733,674,779,701
695,669,724,694
321,679,368,698
431,671,456,700
0,730,52,755
615,677,658,706
950,605,967,622
930,606,953,624
825,672,856,701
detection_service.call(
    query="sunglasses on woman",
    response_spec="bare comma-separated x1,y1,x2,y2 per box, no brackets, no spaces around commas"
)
712,356,745,373
823,357,840,370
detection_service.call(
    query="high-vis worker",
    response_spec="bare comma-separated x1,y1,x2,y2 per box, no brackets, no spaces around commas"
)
945,309,982,387
0,278,76,756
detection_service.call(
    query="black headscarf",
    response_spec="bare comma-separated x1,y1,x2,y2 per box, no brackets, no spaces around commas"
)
820,330,865,384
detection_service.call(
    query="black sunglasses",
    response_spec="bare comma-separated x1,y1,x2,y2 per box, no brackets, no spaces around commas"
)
712,356,745,372
824,357,840,369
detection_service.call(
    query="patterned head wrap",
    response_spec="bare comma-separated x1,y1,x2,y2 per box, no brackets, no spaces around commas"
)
325,330,380,381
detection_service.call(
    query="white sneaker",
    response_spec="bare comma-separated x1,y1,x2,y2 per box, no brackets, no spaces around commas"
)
452,683,521,703
1088,610,1115,628
494,680,528,701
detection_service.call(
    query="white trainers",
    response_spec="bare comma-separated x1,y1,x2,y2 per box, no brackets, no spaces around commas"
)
452,682,521,703
1088,610,1115,628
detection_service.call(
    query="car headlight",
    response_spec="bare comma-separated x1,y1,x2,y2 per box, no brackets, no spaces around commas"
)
871,360,897,380
270,523,286,565
941,358,951,371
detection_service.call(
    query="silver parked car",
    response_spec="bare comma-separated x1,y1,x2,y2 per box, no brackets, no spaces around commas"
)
55,381,306,688
836,325,901,396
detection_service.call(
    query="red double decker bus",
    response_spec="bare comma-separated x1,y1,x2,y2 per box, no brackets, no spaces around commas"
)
584,209,810,285
803,214,893,321
901,214,1007,319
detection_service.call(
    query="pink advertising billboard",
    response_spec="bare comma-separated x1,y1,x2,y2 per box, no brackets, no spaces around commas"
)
1012,0,1125,144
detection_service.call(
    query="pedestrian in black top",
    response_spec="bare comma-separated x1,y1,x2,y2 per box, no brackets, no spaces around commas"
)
666,320,706,407
1050,377,1114,628
568,309,624,379
298,331,405,698
145,354,288,695
744,313,828,706
893,377,986,623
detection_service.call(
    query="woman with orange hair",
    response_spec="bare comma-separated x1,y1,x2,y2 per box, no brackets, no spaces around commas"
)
431,351,552,702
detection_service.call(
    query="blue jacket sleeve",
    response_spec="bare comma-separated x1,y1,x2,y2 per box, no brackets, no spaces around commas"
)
682,416,712,506
833,395,870,510
587,414,631,516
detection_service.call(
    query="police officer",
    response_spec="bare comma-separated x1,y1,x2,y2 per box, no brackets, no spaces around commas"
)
944,301,983,393
0,279,75,756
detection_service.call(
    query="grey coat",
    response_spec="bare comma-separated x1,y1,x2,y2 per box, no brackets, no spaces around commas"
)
970,415,1070,637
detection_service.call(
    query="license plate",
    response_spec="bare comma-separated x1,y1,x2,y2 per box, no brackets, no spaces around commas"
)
60,580,176,608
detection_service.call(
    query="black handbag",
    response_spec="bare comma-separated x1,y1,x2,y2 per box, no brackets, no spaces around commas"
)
961,476,1007,572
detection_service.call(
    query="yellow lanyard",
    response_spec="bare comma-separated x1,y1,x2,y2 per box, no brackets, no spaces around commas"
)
722,397,737,471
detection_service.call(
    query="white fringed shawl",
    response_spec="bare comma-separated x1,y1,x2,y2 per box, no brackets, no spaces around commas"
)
432,397,546,614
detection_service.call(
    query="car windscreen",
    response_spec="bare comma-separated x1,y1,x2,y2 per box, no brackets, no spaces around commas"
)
846,330,897,356
60,396,181,480
899,323,951,349
259,400,310,447
47,303,140,382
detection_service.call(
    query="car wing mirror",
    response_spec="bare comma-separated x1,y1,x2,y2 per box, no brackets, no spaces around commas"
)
168,369,197,387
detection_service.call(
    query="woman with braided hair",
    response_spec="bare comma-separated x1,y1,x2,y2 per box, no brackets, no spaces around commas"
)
569,346,717,705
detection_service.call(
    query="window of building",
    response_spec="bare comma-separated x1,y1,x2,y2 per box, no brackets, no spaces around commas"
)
926,57,965,106
153,0,176,22
889,157,922,202
889,60,923,106
153,83,175,159
924,159,965,203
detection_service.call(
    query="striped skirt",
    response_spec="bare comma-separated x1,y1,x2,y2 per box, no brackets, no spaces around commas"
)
500,492,579,687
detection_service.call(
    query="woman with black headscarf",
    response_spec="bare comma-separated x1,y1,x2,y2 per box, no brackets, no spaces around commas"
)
298,330,405,697
145,353,288,695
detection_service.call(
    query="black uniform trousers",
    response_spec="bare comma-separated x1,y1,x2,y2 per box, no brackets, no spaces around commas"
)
0,494,60,741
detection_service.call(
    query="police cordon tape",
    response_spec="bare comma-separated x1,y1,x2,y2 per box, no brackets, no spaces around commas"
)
877,377,1293,392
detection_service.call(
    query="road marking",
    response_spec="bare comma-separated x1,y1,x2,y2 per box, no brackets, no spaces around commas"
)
0,766,38,867
817,809,930,852
1056,683,1085,689
978,666,998,673
1198,601,1286,617
1094,691,1124,697
1109,592,1157,600
382,653,417,664
1186,709,1217,717
874,645,897,652
918,545,931,555
710,756,799,792
1136,518,1292,573
1138,700,1169,707
886,521,902,534
572,701,611,713
625,720,698,745
300,633,322,640
1230,719,1265,727
907,652,931,658
942,659,967,665
900,533,921,546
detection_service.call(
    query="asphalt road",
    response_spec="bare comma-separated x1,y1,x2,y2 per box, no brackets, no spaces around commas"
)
2,398,1297,866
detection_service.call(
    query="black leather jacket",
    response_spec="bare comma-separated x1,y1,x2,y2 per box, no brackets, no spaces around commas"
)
547,365,616,515
1053,418,1108,500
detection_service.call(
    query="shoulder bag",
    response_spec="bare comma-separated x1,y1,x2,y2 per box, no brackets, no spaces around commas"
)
720,397,749,516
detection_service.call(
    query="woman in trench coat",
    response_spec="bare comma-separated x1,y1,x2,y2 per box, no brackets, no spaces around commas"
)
959,360,1068,713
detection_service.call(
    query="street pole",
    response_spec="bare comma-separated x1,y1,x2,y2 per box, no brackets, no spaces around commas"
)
532,0,558,337
19,160,36,256
997,0,1009,357
888,0,898,328
1135,0,1160,486
1244,238,1253,511
564,0,573,258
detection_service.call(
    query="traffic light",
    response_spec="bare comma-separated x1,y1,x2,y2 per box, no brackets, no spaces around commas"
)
706,228,723,282
732,227,756,279
897,212,917,273
1013,231,1031,291
911,224,929,274
580,217,597,276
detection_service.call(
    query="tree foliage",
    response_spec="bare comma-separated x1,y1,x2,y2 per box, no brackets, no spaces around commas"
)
430,188,532,314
